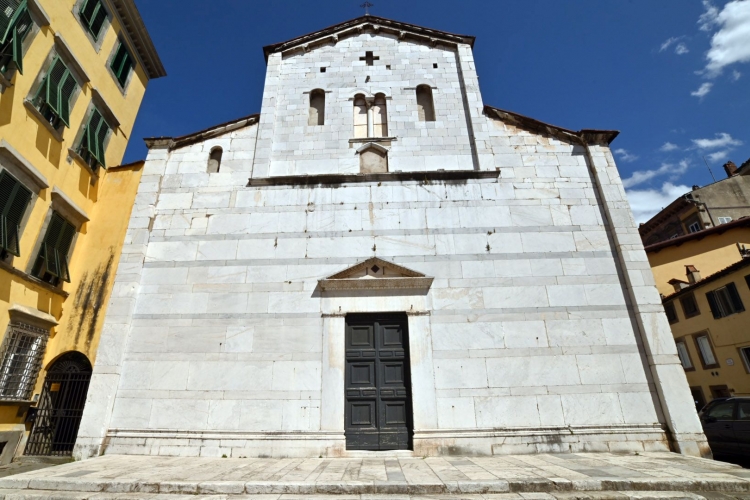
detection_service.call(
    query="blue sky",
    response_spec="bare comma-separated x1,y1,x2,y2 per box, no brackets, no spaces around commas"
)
126,0,750,222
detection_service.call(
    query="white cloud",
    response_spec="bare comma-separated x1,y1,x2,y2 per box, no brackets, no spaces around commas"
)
733,69,742,80
621,159,690,189
614,148,639,163
626,183,692,223
691,132,743,149
675,43,690,55
699,0,720,31
660,142,680,152
707,150,730,162
691,82,713,97
703,0,750,77
660,36,680,51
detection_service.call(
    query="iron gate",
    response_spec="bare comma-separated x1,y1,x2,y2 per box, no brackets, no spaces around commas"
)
25,352,91,456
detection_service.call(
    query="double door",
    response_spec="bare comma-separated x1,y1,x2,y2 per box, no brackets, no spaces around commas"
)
345,313,412,450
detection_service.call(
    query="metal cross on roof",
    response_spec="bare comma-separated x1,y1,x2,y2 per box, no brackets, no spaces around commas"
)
360,1,373,15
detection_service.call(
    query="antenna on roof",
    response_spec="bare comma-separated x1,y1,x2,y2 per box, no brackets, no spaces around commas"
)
360,1,374,15
702,156,717,183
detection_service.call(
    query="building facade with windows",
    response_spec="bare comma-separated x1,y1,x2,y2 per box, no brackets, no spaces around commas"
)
639,159,750,247
74,15,708,460
647,219,750,409
0,0,163,462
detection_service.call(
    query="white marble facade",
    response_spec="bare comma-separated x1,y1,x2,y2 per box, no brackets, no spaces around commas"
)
73,16,709,459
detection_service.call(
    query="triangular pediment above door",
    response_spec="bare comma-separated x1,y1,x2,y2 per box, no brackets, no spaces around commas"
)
319,257,433,291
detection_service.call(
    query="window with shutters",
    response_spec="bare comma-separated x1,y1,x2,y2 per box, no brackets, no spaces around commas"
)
0,0,34,76
31,55,79,129
664,301,678,324
109,41,134,88
0,171,31,258
679,293,700,318
693,333,719,369
31,212,76,286
706,282,745,319
77,0,107,41
75,107,110,170
0,321,47,401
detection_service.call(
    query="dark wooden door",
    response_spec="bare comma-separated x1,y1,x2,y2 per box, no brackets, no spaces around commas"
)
345,313,412,450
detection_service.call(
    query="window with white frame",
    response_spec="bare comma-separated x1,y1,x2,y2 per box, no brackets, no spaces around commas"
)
718,217,732,224
687,221,701,233
740,346,750,373
695,334,718,368
676,340,693,370
0,322,48,400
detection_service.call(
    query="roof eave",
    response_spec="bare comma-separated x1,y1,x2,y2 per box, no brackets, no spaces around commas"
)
484,105,619,146
262,15,475,62
109,0,166,79
144,113,260,151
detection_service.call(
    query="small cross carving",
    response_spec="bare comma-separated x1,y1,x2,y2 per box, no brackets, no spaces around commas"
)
360,51,379,66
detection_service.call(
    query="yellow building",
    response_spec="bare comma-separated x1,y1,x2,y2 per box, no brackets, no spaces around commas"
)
646,219,750,410
0,0,163,461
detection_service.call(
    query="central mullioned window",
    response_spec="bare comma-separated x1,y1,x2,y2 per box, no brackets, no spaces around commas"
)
353,93,387,138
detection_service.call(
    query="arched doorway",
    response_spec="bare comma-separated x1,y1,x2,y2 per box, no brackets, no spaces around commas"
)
24,352,92,456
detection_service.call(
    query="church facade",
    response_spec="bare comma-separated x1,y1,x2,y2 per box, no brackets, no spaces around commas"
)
73,16,709,459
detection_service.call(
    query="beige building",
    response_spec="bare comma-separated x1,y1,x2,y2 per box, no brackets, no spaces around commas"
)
646,218,750,409
640,159,750,246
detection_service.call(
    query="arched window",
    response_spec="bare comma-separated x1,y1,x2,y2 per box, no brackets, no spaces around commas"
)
372,93,388,137
309,89,325,126
207,146,222,173
416,85,435,122
353,94,368,138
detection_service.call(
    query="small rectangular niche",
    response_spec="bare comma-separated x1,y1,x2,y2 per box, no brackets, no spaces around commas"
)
320,67,326,73
433,63,438,68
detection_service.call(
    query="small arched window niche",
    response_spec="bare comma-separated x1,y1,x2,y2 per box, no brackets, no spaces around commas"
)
309,89,325,126
416,85,435,122
207,146,222,173
352,92,388,139
357,142,388,174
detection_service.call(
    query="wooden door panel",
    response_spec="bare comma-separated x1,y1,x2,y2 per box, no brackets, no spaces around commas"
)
345,313,412,450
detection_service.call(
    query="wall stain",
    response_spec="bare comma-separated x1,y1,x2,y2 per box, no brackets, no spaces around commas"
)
68,251,115,354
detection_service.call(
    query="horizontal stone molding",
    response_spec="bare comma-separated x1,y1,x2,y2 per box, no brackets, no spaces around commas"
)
108,429,342,441
247,169,499,187
415,423,665,439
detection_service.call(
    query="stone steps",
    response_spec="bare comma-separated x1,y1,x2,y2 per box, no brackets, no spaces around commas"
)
1,491,749,500
1,477,750,497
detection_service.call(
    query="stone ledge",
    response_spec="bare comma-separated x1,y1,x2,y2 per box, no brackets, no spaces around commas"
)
247,169,500,187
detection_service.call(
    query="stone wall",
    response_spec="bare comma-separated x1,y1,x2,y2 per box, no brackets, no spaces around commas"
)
73,26,708,459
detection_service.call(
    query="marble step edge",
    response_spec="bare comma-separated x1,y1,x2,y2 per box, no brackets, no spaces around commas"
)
0,478,749,496
0,489,740,500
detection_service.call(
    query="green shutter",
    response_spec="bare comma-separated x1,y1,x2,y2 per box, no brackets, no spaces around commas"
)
36,56,77,127
726,282,745,313
0,171,31,256
110,42,133,87
0,0,21,44
77,108,109,169
0,0,32,74
33,212,74,283
80,0,106,40
705,291,721,319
